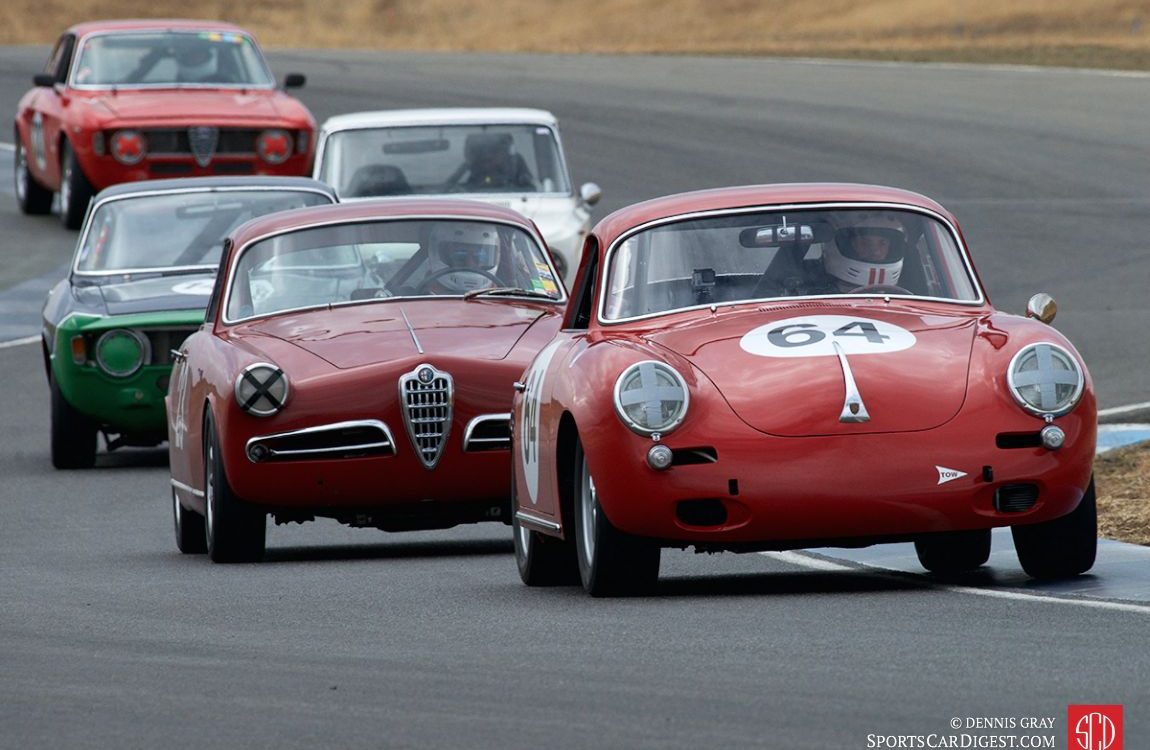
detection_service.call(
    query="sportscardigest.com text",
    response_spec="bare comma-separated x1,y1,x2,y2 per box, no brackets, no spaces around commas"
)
866,717,1058,748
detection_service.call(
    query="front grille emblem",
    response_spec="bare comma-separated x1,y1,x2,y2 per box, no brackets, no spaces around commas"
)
187,126,219,167
399,364,453,469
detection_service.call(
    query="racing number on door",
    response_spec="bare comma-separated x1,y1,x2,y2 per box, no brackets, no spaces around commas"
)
740,315,916,358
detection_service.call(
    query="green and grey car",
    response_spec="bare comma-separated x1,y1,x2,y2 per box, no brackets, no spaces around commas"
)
41,177,337,469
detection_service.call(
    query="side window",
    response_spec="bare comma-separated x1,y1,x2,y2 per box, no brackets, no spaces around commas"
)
45,34,76,82
564,236,599,330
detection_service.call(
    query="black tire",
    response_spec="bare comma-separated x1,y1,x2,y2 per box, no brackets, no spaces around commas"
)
50,376,97,469
59,140,94,230
914,529,991,574
14,135,53,215
572,438,659,597
204,414,266,563
1012,478,1097,579
513,509,579,586
173,487,207,554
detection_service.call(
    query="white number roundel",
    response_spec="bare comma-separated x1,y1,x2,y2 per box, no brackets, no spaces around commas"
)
739,315,916,358
519,340,564,504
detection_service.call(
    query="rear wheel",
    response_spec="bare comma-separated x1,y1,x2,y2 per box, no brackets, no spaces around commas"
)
14,136,52,214
914,529,991,574
173,487,207,554
513,509,579,586
59,140,94,230
1012,478,1097,579
573,438,659,597
50,376,97,469
204,415,266,563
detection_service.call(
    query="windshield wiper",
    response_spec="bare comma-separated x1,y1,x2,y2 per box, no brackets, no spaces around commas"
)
463,287,558,301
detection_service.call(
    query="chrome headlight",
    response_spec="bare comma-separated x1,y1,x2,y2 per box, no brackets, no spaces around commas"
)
235,363,289,417
95,329,149,377
613,361,689,435
1007,343,1084,417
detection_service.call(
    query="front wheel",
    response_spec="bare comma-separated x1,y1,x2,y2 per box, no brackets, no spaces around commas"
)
914,529,991,574
1012,478,1097,579
50,376,97,469
59,140,94,230
204,415,266,563
572,438,659,597
14,136,52,215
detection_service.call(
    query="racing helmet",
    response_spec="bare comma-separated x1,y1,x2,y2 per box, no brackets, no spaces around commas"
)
174,39,216,81
429,222,501,292
823,211,906,289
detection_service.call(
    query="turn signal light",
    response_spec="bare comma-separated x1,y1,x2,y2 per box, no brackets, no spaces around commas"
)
70,335,87,365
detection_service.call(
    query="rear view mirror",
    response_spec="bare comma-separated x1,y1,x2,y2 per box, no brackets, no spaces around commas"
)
580,182,602,206
283,73,306,89
383,138,450,155
739,224,814,248
1026,293,1057,324
33,73,57,87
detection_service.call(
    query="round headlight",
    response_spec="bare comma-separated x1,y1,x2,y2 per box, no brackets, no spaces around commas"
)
109,129,146,165
235,363,289,417
256,129,293,164
95,329,149,377
1007,343,1084,417
613,361,689,435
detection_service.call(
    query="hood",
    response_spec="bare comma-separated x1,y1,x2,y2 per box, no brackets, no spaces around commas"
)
86,89,289,124
84,272,216,316
239,298,550,369
644,306,977,436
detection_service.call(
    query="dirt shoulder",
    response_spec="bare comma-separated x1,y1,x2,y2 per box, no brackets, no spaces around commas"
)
3,1,1150,70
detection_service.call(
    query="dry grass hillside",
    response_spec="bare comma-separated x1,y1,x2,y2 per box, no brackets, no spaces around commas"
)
3,0,1150,68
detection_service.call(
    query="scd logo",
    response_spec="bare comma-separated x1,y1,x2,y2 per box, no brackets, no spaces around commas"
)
1068,705,1123,750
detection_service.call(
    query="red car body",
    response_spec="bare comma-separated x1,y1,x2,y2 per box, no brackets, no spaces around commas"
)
14,20,315,228
511,184,1098,595
166,199,566,562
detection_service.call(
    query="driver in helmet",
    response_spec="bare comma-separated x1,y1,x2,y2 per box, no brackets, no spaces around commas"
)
817,211,906,292
423,222,503,294
173,39,219,83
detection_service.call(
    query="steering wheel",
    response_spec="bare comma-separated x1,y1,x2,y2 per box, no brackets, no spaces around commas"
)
417,267,503,294
850,284,912,295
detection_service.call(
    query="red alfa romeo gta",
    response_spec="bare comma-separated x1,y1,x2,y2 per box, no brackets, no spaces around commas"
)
167,199,566,562
15,19,315,229
511,183,1097,596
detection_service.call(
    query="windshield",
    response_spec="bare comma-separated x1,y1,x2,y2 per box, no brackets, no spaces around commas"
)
71,31,275,87
602,207,981,321
226,219,562,321
75,189,333,274
319,124,571,198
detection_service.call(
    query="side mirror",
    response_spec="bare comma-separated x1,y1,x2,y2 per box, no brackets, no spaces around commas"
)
33,73,57,87
579,182,602,207
283,73,306,89
1025,293,1057,324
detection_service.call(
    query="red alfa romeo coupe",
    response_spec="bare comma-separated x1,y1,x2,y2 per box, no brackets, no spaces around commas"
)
14,19,315,229
166,199,566,562
510,184,1097,596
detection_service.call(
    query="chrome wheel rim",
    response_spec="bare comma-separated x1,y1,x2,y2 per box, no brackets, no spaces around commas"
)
579,459,598,566
14,144,27,202
59,157,72,215
204,439,216,544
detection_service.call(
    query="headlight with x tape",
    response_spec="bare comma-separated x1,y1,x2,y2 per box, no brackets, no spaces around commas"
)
1006,342,1084,417
234,362,289,417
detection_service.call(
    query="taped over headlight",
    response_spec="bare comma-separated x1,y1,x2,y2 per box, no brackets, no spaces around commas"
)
95,329,149,377
1007,343,1084,417
235,363,289,417
613,361,689,435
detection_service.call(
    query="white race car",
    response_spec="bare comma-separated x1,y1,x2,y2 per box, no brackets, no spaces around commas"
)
313,108,600,286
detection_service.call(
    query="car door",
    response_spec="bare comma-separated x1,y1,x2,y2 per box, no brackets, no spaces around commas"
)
22,33,76,189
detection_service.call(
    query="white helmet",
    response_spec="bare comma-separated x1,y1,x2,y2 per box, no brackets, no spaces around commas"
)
822,211,906,289
429,222,501,293
174,41,216,82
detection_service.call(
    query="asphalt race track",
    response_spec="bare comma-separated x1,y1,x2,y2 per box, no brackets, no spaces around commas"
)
1,48,1148,748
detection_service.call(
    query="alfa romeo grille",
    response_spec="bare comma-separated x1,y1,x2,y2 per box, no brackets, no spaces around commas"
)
399,364,453,469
